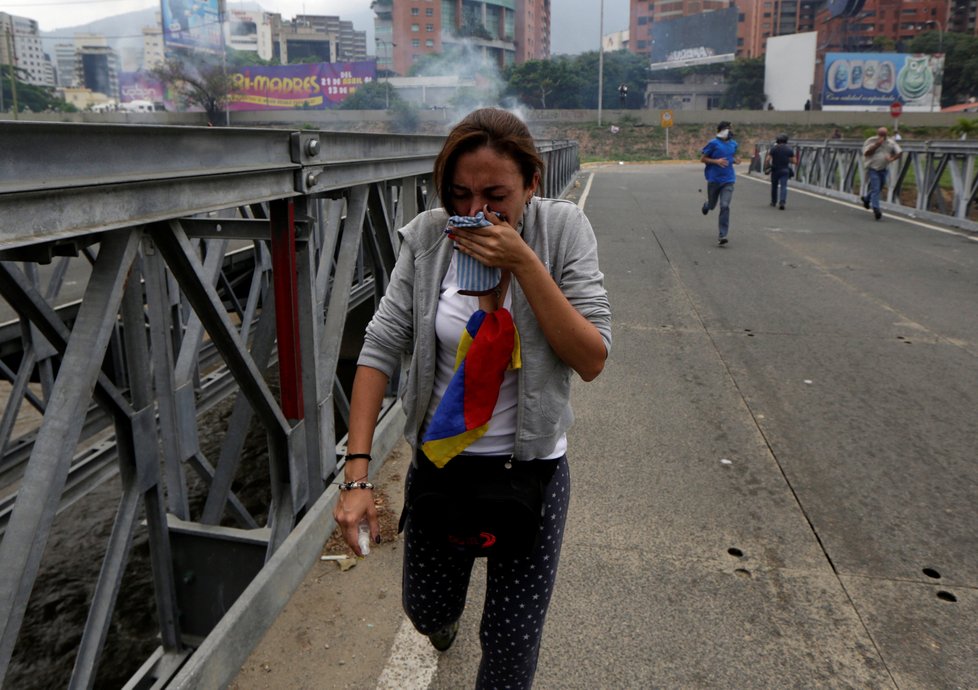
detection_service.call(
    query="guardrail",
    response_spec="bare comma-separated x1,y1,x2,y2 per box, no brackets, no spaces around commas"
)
751,138,978,233
0,121,579,689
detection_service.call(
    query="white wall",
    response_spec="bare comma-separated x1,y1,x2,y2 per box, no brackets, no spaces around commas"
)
764,32,817,112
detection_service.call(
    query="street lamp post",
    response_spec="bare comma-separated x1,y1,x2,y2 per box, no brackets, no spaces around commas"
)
923,20,944,112
597,0,604,126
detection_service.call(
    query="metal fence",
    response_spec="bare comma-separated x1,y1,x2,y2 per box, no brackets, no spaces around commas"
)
752,138,978,233
0,121,579,689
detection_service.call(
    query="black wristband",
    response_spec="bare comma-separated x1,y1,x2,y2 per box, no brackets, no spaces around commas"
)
345,453,372,463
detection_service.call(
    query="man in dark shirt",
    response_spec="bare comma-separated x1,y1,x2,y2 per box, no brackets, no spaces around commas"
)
765,134,797,210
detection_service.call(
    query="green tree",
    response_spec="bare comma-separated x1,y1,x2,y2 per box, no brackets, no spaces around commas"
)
338,80,401,109
871,35,897,52
1,65,75,112
719,58,766,109
151,53,237,124
225,47,279,68
950,117,978,139
389,99,420,133
906,31,978,107
503,58,581,109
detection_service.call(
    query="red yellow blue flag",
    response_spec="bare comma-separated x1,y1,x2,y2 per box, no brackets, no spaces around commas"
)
421,308,521,467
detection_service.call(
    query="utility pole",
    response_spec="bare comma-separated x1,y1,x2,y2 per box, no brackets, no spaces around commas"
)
4,26,17,120
220,0,229,125
597,0,604,126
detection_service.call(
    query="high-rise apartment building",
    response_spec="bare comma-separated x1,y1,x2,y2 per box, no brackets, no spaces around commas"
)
373,0,548,76
73,35,120,100
1,12,56,87
269,14,368,64
143,23,166,70
294,15,368,61
630,0,957,61
515,0,550,61
815,0,955,52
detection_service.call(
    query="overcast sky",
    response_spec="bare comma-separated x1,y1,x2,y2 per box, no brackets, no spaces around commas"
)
7,0,628,54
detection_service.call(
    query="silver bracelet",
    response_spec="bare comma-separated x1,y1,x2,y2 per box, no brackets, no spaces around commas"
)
338,480,374,491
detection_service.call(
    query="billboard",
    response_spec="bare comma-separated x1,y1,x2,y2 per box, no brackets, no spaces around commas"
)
822,53,944,111
764,33,817,111
229,62,377,111
649,8,738,70
161,0,223,53
118,71,166,104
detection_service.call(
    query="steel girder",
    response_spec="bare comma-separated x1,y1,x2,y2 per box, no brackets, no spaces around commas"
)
0,122,579,689
756,139,978,233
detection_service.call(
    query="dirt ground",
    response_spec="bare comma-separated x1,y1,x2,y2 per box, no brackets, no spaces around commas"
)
229,441,413,690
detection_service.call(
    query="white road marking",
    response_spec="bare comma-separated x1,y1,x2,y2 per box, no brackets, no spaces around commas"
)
376,617,440,689
577,172,595,210
738,172,978,243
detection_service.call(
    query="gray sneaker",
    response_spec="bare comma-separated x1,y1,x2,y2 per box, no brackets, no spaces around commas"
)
428,620,460,651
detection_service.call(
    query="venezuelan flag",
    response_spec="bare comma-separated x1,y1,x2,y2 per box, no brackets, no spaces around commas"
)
421,308,521,467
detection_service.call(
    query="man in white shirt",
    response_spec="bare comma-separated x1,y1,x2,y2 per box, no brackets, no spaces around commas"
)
860,126,903,220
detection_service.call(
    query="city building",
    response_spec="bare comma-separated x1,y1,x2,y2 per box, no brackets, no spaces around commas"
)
1,12,57,88
227,9,275,61
372,0,547,76
515,0,550,61
54,43,79,88
629,0,957,61
602,29,630,53
814,0,954,53
270,15,336,63
645,72,727,110
294,15,368,61
73,35,120,102
143,23,165,70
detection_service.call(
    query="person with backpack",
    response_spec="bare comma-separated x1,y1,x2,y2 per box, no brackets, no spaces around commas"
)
764,134,797,210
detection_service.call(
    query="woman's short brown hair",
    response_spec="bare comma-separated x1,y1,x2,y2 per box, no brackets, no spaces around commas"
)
433,108,545,215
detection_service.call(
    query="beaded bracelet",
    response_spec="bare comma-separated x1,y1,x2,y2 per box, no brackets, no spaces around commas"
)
338,480,374,491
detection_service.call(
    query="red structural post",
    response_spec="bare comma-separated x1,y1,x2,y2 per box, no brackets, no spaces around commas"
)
270,198,304,421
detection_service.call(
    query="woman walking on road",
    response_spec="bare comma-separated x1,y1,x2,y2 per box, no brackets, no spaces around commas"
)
333,107,612,688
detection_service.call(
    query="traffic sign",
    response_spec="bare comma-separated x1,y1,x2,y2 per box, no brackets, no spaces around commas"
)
660,110,674,128
889,101,903,118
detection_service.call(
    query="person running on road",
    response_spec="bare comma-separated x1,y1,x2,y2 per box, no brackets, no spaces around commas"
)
700,120,740,245
861,126,902,220
765,133,797,210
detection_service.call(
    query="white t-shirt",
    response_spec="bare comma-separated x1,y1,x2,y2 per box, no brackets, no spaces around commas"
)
424,253,567,458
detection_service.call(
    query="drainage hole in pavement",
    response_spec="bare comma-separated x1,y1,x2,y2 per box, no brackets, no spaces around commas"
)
727,547,744,558
734,568,752,579
923,567,941,579
936,591,957,603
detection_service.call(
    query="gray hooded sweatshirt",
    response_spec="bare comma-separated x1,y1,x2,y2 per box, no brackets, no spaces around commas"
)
357,197,612,462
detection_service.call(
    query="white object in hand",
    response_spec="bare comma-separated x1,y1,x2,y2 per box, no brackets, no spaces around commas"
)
357,519,371,556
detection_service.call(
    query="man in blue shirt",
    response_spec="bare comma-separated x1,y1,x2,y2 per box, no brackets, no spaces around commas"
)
700,120,740,245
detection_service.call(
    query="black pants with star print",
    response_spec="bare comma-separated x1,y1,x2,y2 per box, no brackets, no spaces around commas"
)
402,455,570,689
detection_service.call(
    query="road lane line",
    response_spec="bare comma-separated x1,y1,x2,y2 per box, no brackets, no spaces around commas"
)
376,617,439,689
738,173,978,243
577,172,595,210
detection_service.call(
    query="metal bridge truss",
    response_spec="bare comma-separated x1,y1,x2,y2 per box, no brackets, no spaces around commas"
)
755,139,978,233
0,122,580,689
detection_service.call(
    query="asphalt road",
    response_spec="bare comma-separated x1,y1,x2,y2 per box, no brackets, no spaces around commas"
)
236,163,978,689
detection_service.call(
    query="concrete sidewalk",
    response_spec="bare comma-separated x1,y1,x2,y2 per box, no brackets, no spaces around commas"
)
232,164,977,689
